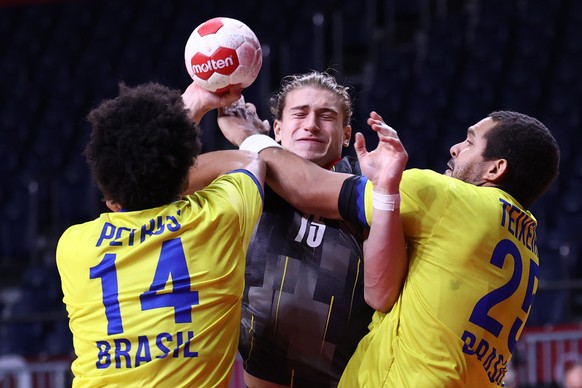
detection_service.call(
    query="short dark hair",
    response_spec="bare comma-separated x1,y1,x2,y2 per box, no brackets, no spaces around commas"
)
85,82,201,211
269,71,353,126
483,111,560,208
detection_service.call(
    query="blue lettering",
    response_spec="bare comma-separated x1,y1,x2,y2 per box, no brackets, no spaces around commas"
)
96,222,116,247
96,215,182,247
483,346,497,370
156,332,172,359
516,217,530,245
184,331,198,358
460,330,509,386
135,335,152,366
114,338,132,368
141,219,156,243
513,211,526,239
488,354,507,384
524,223,533,250
461,330,476,355
152,216,165,235
95,332,197,368
96,340,111,369
498,199,511,227
475,339,489,361
112,227,135,246
139,217,166,243
128,229,136,245
166,215,181,232
173,331,184,358
499,199,537,255
507,206,519,235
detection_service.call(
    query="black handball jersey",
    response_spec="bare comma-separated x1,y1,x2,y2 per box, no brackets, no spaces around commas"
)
239,156,374,387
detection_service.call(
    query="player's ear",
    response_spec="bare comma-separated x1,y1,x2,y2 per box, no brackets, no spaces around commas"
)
273,119,283,142
106,200,122,212
484,158,508,183
343,125,352,147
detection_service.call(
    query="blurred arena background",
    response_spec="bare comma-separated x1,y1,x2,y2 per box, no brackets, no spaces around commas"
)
0,0,581,386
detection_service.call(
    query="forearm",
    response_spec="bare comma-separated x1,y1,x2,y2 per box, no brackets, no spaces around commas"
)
259,147,351,218
363,204,408,313
183,150,264,195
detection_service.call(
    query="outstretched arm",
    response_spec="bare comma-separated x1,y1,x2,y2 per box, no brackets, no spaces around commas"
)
356,111,408,313
182,150,266,196
259,147,351,217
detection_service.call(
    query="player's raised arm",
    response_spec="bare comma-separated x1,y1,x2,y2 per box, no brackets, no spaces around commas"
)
355,111,408,312
180,83,265,196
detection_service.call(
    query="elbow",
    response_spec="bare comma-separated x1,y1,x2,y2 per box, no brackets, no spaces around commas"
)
364,288,398,313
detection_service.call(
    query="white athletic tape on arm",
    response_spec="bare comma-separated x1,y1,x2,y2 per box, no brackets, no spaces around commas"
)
239,134,282,153
372,191,401,211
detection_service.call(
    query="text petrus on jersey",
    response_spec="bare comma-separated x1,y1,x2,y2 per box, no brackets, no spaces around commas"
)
96,211,183,247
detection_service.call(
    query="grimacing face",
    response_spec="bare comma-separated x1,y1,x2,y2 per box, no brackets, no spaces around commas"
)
446,117,498,186
273,86,351,167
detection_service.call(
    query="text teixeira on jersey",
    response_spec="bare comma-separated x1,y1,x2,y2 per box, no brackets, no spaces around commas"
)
459,198,540,386
498,198,538,256
96,331,197,369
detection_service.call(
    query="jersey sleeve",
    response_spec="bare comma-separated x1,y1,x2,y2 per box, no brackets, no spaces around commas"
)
398,169,450,240
338,175,373,228
337,169,450,239
226,168,265,203
193,169,264,239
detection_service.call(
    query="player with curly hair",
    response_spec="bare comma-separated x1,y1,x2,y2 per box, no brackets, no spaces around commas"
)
56,81,265,387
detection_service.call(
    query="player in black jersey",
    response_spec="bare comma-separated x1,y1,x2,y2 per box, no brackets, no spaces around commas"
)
218,72,375,387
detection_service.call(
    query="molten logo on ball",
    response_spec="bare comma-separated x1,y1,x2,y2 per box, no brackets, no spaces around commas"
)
190,48,238,80
184,17,262,94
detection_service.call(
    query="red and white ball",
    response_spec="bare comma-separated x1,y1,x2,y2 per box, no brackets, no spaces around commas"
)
184,17,262,94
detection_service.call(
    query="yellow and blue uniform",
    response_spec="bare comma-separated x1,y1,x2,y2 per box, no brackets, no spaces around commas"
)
57,170,263,387
338,169,539,387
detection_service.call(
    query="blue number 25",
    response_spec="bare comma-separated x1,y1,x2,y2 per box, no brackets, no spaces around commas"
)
89,238,199,335
468,239,539,353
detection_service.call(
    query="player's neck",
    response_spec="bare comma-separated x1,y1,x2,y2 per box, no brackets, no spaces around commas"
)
323,157,342,171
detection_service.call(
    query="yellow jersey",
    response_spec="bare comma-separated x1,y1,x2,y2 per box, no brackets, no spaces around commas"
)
338,169,540,387
57,171,263,387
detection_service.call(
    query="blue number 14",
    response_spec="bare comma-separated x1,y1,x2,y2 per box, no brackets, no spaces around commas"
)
89,238,199,335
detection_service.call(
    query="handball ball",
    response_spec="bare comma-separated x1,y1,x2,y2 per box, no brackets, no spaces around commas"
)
184,17,263,94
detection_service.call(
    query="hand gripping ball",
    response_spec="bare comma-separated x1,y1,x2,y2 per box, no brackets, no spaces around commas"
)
184,17,263,94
